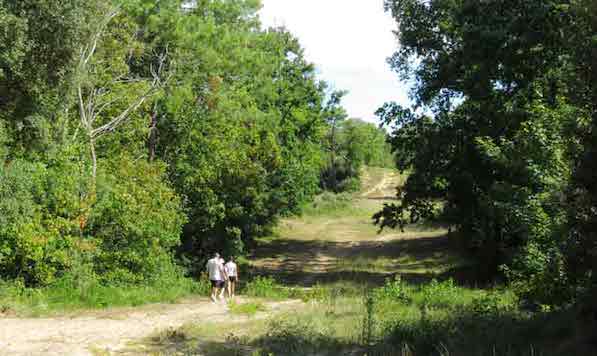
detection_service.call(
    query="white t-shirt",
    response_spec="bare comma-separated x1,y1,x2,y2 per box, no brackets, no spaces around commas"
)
225,261,237,277
206,258,224,281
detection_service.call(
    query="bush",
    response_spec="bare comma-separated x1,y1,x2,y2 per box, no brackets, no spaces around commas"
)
504,243,572,308
0,152,187,287
469,292,517,317
0,158,82,286
374,276,411,303
89,155,186,284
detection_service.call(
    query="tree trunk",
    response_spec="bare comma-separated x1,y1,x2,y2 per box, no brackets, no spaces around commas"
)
90,136,97,180
148,106,159,162
329,119,337,190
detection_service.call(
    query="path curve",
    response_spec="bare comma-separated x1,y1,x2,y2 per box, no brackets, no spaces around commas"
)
0,298,299,355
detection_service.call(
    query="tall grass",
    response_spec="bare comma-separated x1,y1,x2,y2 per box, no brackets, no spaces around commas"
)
0,267,210,316
151,277,585,356
299,192,364,217
249,278,583,356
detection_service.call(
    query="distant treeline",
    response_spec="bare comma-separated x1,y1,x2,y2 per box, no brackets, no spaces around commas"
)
376,0,597,316
0,0,391,287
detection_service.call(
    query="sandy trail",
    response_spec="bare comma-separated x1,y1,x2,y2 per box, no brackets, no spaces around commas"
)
360,170,400,199
0,298,298,355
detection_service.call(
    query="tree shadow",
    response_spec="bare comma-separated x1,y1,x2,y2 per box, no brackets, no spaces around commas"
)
364,196,398,201
249,233,483,287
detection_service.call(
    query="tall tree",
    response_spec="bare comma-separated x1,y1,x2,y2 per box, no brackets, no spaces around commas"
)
376,0,577,286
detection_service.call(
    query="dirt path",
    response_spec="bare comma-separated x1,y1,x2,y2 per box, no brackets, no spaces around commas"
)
360,168,401,199
0,298,299,356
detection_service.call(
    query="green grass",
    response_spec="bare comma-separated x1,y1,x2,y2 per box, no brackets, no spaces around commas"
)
141,278,590,356
299,191,366,218
229,301,267,316
243,276,292,300
0,273,209,317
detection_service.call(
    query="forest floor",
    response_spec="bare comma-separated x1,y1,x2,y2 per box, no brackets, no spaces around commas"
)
0,167,474,356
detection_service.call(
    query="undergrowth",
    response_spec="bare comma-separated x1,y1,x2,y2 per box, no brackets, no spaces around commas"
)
151,277,589,356
0,266,209,316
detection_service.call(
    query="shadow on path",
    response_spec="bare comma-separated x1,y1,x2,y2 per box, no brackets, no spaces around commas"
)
249,234,480,287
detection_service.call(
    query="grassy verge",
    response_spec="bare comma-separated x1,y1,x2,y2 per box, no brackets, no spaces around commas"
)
143,277,590,356
228,301,267,317
0,273,210,317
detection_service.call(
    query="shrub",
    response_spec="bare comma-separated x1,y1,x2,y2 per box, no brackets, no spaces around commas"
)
0,260,199,315
89,155,186,284
418,279,460,309
336,176,361,193
374,276,411,303
504,243,572,308
0,158,82,286
193,272,212,296
469,292,517,317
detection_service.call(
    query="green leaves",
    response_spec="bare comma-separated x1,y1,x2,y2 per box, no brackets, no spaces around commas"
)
380,0,592,297
0,0,345,287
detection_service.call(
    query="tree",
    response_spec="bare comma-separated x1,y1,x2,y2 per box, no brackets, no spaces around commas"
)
0,0,105,157
321,90,348,191
376,0,578,286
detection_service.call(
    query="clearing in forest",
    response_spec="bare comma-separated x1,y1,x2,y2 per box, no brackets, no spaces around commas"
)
250,167,468,287
0,167,471,355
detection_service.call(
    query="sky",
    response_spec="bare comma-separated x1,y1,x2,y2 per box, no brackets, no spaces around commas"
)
259,0,410,123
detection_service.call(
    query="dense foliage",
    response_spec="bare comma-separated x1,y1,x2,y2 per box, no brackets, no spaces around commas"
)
0,0,390,286
376,0,597,313
321,115,394,193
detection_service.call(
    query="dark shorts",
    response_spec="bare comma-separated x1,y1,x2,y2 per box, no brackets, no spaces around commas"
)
228,276,237,283
210,280,225,288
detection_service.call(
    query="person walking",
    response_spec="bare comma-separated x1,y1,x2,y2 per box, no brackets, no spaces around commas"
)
206,252,226,303
225,257,239,299
218,256,227,301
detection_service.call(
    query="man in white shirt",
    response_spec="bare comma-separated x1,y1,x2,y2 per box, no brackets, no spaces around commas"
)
205,252,226,303
225,257,239,299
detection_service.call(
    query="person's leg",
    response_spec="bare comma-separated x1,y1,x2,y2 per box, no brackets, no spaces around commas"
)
231,280,236,298
210,281,217,302
227,279,232,298
219,281,224,300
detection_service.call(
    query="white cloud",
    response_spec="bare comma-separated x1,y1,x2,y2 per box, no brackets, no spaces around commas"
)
259,0,410,123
